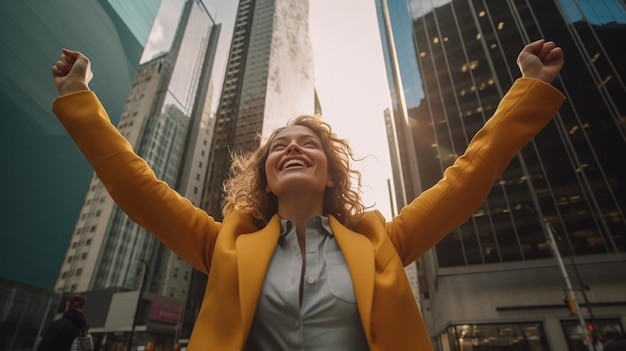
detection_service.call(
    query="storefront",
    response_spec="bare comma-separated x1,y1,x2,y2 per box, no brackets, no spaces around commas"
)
82,289,184,351
433,318,624,351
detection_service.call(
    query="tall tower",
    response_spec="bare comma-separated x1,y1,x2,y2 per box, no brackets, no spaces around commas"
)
376,0,423,211
54,0,221,306
377,0,626,350
0,0,162,292
202,0,316,218
0,2,162,349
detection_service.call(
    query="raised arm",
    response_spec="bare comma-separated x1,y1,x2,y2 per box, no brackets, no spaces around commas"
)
386,39,565,263
51,49,220,273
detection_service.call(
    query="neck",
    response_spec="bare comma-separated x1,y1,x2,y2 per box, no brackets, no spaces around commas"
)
277,191,324,236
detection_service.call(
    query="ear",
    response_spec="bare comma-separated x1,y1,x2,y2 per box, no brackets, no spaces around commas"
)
265,185,272,193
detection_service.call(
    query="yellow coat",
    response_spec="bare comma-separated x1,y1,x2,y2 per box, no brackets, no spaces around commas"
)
52,77,565,350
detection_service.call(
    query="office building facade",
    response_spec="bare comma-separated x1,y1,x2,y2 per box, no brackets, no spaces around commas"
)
202,0,316,217
0,1,162,349
50,1,221,350
377,0,626,350
0,0,162,290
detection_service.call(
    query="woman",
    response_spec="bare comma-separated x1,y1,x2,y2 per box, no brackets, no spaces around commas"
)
51,39,564,350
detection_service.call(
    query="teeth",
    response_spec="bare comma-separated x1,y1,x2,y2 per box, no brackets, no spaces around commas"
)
283,159,306,169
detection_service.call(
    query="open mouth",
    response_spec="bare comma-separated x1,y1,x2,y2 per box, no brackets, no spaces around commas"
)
281,158,308,170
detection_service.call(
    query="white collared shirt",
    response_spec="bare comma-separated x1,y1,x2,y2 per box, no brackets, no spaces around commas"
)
245,216,369,350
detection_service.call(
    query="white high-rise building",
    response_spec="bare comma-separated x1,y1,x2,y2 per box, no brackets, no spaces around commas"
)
53,1,221,348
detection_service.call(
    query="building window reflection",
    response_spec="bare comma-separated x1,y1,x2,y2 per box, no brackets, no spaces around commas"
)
561,318,624,351
444,322,549,351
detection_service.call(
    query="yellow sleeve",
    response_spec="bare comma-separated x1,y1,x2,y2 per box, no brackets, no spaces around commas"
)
386,78,566,263
52,90,220,274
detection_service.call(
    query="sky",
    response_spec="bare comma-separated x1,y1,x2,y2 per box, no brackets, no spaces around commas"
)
142,0,394,218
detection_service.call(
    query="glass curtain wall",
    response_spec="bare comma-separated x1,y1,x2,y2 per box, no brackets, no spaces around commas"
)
405,0,626,268
91,0,218,291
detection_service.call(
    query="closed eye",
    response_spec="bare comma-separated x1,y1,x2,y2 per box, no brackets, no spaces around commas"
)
304,141,319,147
270,143,287,151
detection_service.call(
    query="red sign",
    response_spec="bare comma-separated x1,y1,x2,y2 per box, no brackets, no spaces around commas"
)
149,301,182,323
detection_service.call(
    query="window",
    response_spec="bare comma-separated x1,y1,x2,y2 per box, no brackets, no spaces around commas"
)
561,318,623,351
444,322,549,351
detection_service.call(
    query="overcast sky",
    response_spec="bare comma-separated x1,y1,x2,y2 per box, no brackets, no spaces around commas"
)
142,0,394,218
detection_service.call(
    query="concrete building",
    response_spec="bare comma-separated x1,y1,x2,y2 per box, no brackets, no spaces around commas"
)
376,0,626,350
51,1,221,349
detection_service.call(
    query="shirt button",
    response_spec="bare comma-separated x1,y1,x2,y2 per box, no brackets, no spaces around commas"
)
293,320,300,328
307,277,316,285
307,248,317,253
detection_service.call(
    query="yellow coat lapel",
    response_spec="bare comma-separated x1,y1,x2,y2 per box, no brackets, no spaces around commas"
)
328,216,375,336
235,215,281,332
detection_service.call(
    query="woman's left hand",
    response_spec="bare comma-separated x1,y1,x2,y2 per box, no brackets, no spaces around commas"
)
517,39,564,84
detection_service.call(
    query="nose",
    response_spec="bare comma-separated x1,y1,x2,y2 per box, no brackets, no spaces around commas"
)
285,140,302,154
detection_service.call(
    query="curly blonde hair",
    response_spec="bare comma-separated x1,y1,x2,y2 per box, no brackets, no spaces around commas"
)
222,115,366,229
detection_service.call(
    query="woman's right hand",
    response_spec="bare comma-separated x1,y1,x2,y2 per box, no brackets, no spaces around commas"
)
51,48,93,96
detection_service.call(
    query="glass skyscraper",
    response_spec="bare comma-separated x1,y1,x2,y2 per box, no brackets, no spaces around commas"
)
0,1,161,349
378,0,625,349
55,0,220,296
202,0,316,219
0,0,162,291
49,1,221,349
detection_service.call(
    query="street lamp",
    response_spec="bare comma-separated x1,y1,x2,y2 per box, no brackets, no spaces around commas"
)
127,258,148,351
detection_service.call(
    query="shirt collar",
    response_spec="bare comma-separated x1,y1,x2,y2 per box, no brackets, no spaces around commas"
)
279,215,333,238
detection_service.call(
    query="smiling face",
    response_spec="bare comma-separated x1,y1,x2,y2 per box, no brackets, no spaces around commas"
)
221,115,364,227
264,125,334,198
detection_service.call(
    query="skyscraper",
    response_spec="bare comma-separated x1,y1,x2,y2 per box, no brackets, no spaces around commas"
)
377,0,626,350
0,1,161,349
50,1,221,349
376,0,424,211
0,0,162,291
202,0,316,218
